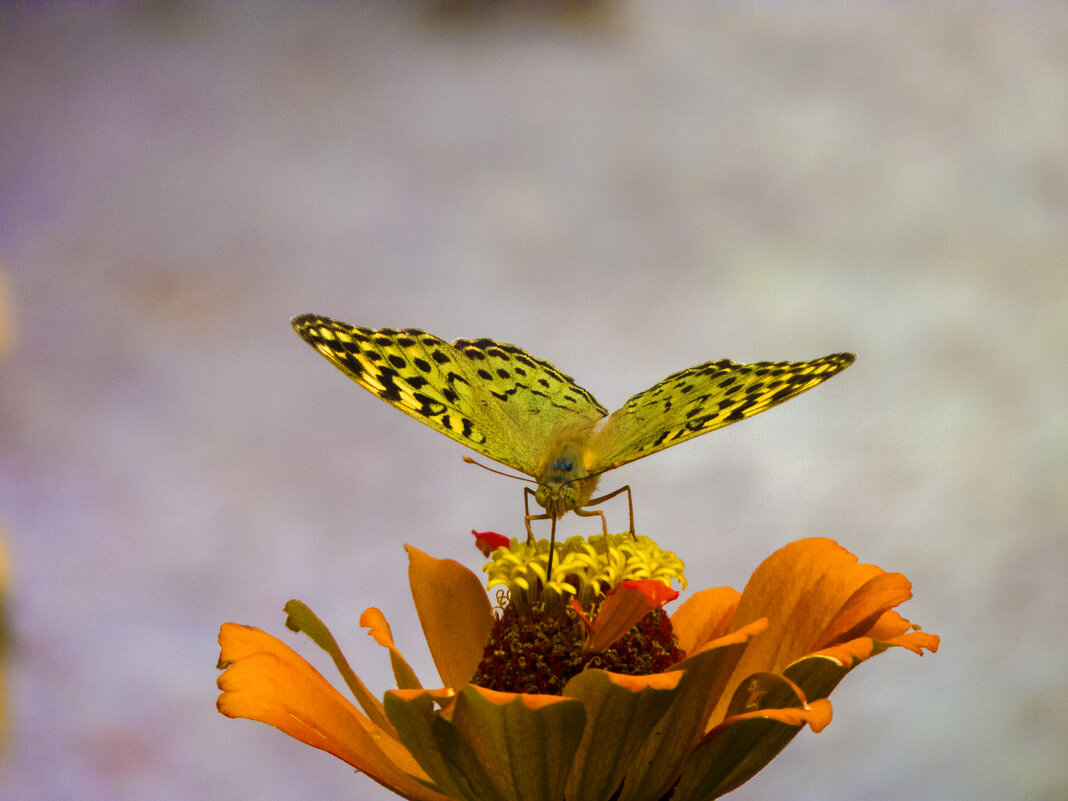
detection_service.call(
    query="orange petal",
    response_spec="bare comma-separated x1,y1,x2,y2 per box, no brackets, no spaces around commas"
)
406,546,494,689
788,648,866,703
283,600,391,730
671,586,741,655
783,614,939,702
585,582,660,652
618,620,765,801
866,609,941,655
877,628,940,656
706,538,931,725
621,578,680,606
386,685,585,801
731,539,879,665
812,628,940,667
813,571,913,650
866,608,915,639
671,674,832,801
216,623,449,801
359,607,423,690
728,698,834,733
722,671,792,718
562,670,683,801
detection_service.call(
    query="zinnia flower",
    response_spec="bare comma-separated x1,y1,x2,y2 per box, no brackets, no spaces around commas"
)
217,534,938,800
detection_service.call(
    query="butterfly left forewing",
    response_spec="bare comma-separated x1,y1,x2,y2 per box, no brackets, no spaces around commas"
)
292,315,609,481
293,315,541,475
589,352,855,472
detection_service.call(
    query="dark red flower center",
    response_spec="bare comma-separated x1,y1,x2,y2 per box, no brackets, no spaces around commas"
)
471,603,686,695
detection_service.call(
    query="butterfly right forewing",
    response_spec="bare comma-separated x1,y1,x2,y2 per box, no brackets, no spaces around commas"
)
591,352,856,472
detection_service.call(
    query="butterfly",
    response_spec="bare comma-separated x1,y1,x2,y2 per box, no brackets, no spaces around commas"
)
292,314,854,564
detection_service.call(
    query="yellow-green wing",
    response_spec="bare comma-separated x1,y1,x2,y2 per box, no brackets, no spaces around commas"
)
291,314,608,477
590,352,855,472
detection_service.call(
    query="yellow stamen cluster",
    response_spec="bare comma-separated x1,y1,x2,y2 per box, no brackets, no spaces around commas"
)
483,533,687,614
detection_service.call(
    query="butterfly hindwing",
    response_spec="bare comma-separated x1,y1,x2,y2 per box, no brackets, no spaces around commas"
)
449,336,608,453
591,352,856,471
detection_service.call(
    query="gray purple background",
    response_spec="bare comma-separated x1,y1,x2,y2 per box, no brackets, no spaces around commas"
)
1,5,1065,801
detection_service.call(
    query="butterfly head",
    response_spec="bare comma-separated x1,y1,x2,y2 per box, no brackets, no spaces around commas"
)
535,440,600,519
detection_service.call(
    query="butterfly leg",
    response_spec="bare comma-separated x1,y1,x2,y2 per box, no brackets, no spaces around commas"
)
583,484,636,539
523,487,551,543
524,512,554,542
573,506,609,535
523,487,559,582
572,506,611,559
576,484,634,562
524,510,559,587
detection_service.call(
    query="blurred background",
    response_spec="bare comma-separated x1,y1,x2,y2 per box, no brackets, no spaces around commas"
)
1,4,1065,800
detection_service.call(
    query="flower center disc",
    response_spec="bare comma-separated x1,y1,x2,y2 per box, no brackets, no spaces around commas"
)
472,604,685,695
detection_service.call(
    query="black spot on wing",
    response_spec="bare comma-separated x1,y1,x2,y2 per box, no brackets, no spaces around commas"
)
412,392,444,415
491,386,519,401
374,366,403,402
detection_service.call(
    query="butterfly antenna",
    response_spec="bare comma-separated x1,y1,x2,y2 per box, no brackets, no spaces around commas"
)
463,456,534,483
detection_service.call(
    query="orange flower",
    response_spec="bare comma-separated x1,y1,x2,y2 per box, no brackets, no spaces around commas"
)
217,537,937,801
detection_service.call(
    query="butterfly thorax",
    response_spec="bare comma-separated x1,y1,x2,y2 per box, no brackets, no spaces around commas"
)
534,431,601,519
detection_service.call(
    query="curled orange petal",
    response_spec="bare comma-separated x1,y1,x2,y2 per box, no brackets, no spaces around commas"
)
721,697,834,733
360,608,422,690
585,582,664,652
620,578,680,606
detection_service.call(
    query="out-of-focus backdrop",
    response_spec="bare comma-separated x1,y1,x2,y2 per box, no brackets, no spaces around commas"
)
1,5,1065,800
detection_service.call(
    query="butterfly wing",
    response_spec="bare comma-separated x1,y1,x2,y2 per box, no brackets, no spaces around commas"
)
589,352,855,472
291,315,608,477
447,335,609,452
